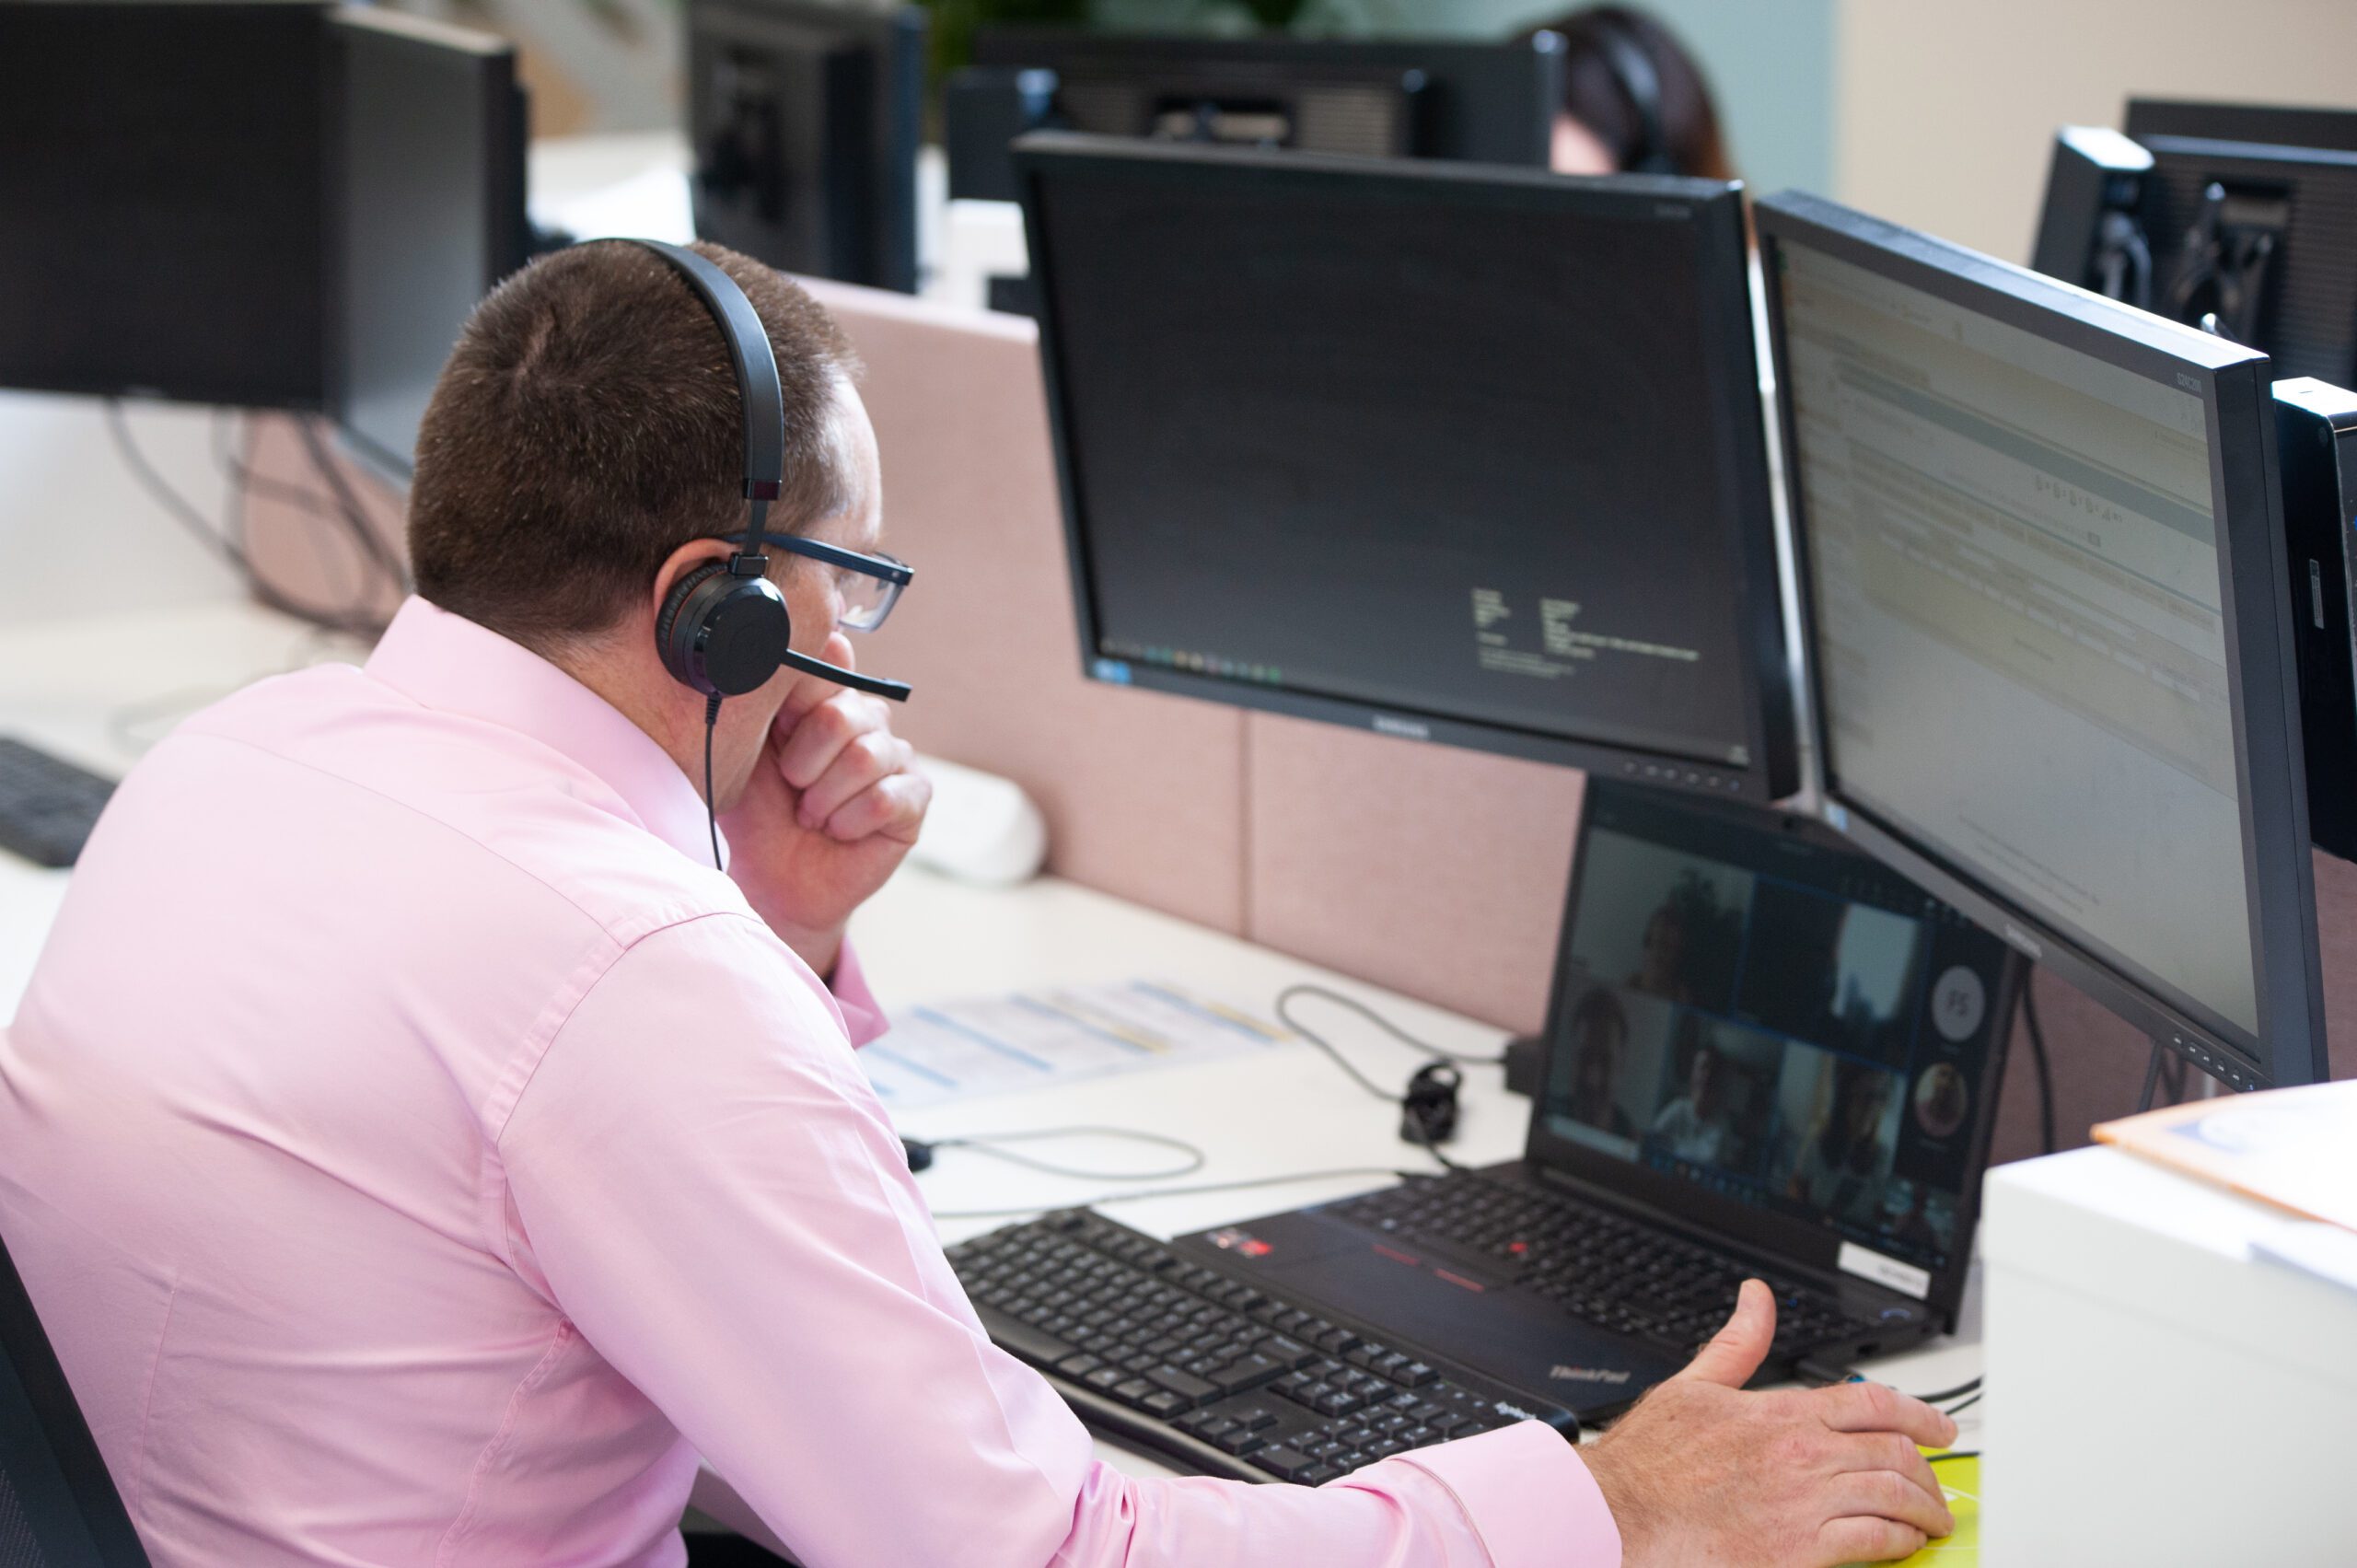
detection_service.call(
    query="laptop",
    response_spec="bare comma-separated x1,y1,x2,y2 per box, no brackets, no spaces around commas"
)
1174,779,2022,1423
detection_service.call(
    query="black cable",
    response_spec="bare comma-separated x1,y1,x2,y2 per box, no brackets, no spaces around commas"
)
107,401,249,569
702,693,724,870
2138,1041,2165,1114
107,401,385,637
1275,985,1494,1173
928,1166,1426,1224
923,1125,1207,1182
1928,1450,1981,1465
294,418,411,595
1275,985,1508,1070
1907,1376,1981,1406
2020,978,2057,1156
1942,1391,1982,1417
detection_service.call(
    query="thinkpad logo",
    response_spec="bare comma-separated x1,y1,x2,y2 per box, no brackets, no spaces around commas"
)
1550,1365,1632,1386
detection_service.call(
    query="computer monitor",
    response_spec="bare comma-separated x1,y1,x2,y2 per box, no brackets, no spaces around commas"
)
2135,134,2357,385
2031,107,2357,387
685,0,923,294
1016,134,1796,801
1759,190,2328,1090
2125,99,2357,156
329,8,530,482
0,1,331,408
950,29,1561,202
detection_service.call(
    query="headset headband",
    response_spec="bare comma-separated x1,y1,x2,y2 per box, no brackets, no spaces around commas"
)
1589,17,1669,176
621,238,785,573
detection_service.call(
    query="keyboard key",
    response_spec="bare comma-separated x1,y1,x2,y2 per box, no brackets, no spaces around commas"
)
1145,1366,1217,1406
1110,1377,1155,1407
1301,1463,1344,1485
1213,1428,1266,1457
986,1317,1076,1369
1205,1354,1283,1394
1252,1446,1317,1481
1226,1405,1278,1432
1258,1334,1313,1367
1396,1363,1436,1388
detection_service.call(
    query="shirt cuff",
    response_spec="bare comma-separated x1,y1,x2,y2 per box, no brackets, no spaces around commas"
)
1379,1422,1621,1568
827,940,890,1048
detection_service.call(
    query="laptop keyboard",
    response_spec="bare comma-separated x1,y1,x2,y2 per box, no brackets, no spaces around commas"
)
1329,1172,1883,1361
948,1209,1572,1484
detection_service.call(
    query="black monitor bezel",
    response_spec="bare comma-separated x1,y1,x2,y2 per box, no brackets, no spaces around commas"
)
1757,190,2328,1090
2124,99,2357,156
1522,779,2024,1331
1013,132,1799,804
325,7,529,484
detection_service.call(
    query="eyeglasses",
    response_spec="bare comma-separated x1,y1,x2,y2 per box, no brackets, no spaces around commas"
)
726,531,913,633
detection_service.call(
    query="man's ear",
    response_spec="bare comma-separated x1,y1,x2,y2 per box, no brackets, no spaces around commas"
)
650,538,737,623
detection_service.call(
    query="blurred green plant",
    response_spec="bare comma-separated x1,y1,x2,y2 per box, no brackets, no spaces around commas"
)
916,0,1091,92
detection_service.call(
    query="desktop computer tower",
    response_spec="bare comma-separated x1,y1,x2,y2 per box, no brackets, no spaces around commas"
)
2276,377,2357,861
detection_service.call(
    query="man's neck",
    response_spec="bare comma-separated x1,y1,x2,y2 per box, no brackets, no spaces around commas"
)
546,630,704,788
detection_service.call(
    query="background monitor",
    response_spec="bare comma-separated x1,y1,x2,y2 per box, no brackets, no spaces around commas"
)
2030,105,2357,387
686,0,924,294
950,29,1562,202
1759,189,2328,1090
330,8,530,482
2125,99,2357,156
2134,133,2357,385
1016,134,1795,801
0,0,331,409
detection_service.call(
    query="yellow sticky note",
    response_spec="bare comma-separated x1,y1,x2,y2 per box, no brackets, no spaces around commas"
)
1887,1451,1979,1565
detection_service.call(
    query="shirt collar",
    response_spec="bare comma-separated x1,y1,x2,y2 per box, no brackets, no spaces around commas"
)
365,597,722,865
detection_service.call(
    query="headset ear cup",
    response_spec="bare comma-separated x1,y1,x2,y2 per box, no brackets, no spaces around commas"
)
659,563,794,699
656,561,729,691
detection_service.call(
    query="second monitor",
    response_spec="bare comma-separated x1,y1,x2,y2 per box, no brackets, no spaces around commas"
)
1015,134,1794,801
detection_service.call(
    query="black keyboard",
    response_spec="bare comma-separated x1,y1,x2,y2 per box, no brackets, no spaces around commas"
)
948,1210,1574,1484
0,738,114,869
1329,1172,1883,1362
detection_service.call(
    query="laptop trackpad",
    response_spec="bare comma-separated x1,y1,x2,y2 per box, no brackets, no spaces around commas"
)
1228,1219,1687,1414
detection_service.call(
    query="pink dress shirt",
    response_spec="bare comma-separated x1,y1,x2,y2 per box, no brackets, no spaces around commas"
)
0,597,1619,1567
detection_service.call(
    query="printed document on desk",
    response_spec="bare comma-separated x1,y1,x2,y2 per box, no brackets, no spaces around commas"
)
860,981,1290,1109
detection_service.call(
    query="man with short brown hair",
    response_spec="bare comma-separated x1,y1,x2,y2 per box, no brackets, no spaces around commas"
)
0,239,1956,1566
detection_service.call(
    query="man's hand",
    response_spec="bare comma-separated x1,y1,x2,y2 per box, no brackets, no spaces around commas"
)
1579,1280,1958,1567
719,634,931,976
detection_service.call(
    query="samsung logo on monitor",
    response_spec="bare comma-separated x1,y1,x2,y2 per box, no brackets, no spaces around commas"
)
1372,714,1431,740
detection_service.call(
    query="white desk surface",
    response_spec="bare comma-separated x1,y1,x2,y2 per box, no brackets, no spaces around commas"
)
0,598,1986,1493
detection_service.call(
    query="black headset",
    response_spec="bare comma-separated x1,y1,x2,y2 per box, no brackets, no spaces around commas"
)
1587,16,1672,176
626,238,912,706
622,238,912,868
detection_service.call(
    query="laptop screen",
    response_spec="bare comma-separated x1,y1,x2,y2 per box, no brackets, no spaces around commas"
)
1536,783,2015,1295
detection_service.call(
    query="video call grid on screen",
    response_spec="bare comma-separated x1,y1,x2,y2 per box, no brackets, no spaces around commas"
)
1542,790,2008,1276
1024,145,1778,773
1771,237,2260,1037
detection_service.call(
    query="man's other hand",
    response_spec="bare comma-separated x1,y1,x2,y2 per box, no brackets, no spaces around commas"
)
1580,1280,1958,1567
720,633,931,975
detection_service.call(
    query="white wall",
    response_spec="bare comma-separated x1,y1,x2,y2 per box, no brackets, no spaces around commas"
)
0,395,244,631
1834,0,2357,265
